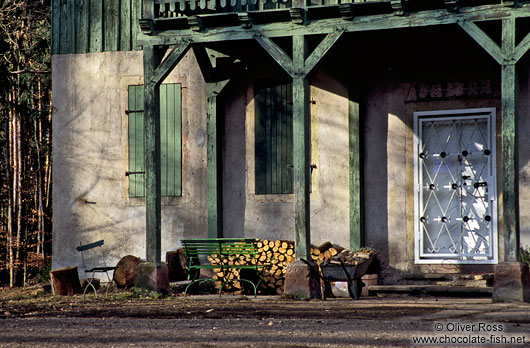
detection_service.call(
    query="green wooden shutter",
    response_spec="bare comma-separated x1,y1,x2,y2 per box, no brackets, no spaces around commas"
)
255,84,293,194
128,85,145,197
128,84,182,198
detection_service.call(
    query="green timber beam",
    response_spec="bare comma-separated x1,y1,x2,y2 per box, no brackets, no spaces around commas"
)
253,34,294,77
138,3,530,46
459,17,530,262
514,29,530,63
292,35,311,261
303,30,343,76
255,33,342,260
143,41,190,263
501,18,519,262
143,45,164,263
457,20,504,64
349,95,363,251
151,41,191,85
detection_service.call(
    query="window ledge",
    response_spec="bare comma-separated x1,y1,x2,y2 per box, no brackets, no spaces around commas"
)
248,193,294,203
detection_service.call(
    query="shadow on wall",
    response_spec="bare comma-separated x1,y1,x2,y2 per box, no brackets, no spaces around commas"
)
222,77,248,238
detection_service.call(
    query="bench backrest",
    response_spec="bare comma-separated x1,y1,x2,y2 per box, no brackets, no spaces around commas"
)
181,238,259,265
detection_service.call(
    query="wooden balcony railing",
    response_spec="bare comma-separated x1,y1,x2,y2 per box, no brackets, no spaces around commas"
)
148,0,382,17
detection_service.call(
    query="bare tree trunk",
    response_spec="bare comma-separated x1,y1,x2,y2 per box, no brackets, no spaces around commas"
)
8,88,15,287
34,78,45,258
14,77,23,286
45,89,52,211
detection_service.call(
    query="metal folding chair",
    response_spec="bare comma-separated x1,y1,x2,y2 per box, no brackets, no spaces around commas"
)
76,240,116,298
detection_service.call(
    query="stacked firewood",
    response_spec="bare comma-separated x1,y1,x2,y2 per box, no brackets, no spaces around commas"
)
321,247,375,266
256,240,296,294
208,252,255,293
308,241,341,265
207,240,360,294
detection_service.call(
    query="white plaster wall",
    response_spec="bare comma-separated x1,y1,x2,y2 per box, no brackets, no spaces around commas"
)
309,71,350,248
518,57,530,250
52,50,207,275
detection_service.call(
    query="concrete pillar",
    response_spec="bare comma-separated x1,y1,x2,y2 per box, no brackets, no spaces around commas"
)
134,261,170,294
284,261,321,299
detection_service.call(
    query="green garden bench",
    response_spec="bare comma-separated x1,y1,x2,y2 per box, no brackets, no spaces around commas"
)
181,238,269,296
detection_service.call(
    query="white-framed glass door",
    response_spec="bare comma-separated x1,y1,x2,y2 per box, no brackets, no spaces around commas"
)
414,108,497,264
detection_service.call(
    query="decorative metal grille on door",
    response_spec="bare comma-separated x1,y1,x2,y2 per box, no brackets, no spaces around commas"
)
414,109,497,264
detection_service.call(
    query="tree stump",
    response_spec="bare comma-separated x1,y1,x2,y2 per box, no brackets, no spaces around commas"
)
166,248,188,282
113,255,142,288
50,266,82,295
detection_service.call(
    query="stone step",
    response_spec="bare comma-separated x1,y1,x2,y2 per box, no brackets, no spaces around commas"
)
401,273,494,287
368,284,492,297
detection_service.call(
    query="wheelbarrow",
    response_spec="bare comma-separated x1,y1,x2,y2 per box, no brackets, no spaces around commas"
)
301,254,374,300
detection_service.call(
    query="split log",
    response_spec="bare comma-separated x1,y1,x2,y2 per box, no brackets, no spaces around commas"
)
50,266,82,295
113,255,142,288
317,241,333,253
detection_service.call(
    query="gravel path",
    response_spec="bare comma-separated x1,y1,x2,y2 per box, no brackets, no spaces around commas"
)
1,290,529,347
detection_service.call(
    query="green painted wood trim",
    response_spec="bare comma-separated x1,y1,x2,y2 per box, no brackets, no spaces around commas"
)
207,80,230,238
104,0,120,51
501,17,520,262
132,0,142,50
90,0,104,52
52,0,142,54
52,0,60,54
121,0,133,51
458,20,504,65
76,0,90,53
303,30,343,76
254,34,294,77
143,45,164,263
138,4,530,46
349,95,363,251
151,42,191,85
59,0,74,54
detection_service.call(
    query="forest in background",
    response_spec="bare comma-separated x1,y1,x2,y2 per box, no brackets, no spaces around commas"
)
0,0,52,287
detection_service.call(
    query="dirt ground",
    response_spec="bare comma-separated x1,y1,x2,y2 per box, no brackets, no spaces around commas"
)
1,285,529,348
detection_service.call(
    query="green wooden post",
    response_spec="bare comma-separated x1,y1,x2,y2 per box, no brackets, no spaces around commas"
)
459,18,525,262
207,81,229,238
501,18,520,262
254,32,343,261
349,95,363,250
292,35,311,261
141,42,190,262
143,45,163,263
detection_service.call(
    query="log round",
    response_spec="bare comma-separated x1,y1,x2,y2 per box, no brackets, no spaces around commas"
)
50,266,82,296
113,255,142,288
